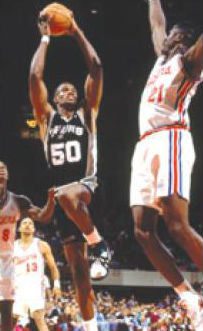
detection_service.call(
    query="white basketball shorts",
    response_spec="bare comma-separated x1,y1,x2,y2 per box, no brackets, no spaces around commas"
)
0,254,15,301
130,128,195,211
13,284,45,317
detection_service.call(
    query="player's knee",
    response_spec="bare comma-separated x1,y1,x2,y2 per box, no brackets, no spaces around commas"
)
134,225,152,246
58,193,79,212
168,221,188,240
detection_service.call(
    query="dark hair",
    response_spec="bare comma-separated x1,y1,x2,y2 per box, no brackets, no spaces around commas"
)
172,23,196,47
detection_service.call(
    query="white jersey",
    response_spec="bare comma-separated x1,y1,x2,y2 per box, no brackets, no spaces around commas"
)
14,238,45,290
139,54,203,136
0,192,20,256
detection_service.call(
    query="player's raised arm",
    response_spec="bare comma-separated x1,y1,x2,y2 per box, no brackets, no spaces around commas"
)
71,18,103,118
29,20,53,139
17,189,55,223
183,34,203,79
40,241,61,301
148,0,167,56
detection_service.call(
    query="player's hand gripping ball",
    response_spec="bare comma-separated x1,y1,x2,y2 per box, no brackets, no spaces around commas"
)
39,2,74,36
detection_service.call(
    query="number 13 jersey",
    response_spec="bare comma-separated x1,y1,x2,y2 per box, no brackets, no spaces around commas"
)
44,109,97,186
14,238,44,290
139,54,203,136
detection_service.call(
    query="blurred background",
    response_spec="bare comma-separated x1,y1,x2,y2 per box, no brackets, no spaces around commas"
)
0,0,202,276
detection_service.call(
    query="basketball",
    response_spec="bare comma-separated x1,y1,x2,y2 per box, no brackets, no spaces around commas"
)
39,2,74,36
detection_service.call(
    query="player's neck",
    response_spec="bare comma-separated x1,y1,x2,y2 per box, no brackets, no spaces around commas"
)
58,106,75,118
20,235,34,246
163,44,187,63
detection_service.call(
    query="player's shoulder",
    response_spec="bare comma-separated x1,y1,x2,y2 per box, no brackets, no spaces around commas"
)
76,108,85,123
47,109,57,125
7,191,29,206
14,194,33,211
38,239,51,253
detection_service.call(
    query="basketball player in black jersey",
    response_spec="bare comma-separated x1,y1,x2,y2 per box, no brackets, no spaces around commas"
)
29,14,110,331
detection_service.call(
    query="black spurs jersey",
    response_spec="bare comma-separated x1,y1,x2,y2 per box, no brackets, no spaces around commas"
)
44,110,97,186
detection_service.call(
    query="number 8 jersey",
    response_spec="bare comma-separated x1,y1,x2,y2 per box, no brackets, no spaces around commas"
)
0,192,20,256
44,109,97,186
139,54,203,137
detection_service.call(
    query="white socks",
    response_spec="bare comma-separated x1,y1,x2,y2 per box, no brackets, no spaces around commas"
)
174,279,194,295
83,227,102,245
83,317,98,331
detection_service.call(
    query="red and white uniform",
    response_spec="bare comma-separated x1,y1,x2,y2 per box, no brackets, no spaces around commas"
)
13,238,46,317
0,192,20,301
130,54,202,210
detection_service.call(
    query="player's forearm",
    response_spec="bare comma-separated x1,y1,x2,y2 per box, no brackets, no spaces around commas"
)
34,188,55,223
37,199,55,222
30,37,49,80
50,265,60,283
184,34,203,78
148,0,166,32
74,27,102,79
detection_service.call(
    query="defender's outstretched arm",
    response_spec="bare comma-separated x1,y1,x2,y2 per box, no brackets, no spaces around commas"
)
184,34,203,79
148,0,167,56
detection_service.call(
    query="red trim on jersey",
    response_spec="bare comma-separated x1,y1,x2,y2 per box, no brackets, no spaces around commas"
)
177,81,194,122
140,125,188,140
173,130,178,193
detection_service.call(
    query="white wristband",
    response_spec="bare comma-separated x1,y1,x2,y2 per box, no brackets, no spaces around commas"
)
54,279,61,288
41,35,50,45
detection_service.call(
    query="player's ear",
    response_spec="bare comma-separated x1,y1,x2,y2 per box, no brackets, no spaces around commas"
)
53,93,58,105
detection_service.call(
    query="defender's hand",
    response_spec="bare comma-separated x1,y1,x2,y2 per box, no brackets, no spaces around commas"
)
48,188,56,204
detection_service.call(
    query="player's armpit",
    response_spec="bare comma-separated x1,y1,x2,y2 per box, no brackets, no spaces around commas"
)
183,34,203,79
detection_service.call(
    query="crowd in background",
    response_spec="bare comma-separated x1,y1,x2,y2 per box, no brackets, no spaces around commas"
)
13,206,202,331
14,284,203,331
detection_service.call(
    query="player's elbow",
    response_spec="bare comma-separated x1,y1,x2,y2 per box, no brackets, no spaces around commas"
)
30,66,42,82
91,57,103,77
94,56,102,68
38,215,52,224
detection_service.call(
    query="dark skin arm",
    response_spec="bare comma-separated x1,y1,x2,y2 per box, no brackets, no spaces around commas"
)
148,0,167,56
17,188,55,223
71,18,103,127
29,23,53,141
183,34,203,79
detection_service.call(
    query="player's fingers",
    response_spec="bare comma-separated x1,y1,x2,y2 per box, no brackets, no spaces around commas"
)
38,17,51,35
48,188,56,201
